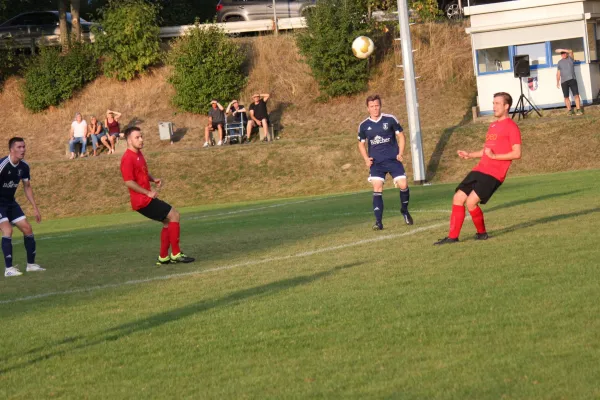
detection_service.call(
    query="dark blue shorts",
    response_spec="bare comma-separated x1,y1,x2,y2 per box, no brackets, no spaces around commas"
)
0,202,26,224
368,159,406,184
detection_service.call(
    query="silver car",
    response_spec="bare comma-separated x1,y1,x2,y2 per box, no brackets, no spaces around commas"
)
0,11,95,47
216,0,316,23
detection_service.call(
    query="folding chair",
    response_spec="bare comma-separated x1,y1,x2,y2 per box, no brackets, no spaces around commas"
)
224,112,246,144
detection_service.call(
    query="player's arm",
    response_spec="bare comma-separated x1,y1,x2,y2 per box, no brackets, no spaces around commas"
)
395,131,405,162
124,180,157,198
556,69,561,88
70,124,74,139
262,93,270,102
484,144,521,161
457,149,484,159
148,174,162,188
216,102,224,111
226,101,234,115
21,180,41,223
108,109,122,121
358,141,372,168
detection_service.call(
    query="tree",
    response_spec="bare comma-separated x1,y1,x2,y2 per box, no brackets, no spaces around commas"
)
71,0,81,42
58,0,69,50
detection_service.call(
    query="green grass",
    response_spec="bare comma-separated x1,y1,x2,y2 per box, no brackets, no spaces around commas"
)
1,170,600,399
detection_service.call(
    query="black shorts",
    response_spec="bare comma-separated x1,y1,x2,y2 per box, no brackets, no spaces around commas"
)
137,198,172,222
455,171,502,205
561,79,579,98
211,122,223,130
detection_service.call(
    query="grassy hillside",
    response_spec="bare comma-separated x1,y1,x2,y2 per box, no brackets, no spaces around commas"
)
1,23,599,219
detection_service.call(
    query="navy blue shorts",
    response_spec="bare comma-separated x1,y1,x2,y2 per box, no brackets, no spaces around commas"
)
0,202,26,224
368,159,406,184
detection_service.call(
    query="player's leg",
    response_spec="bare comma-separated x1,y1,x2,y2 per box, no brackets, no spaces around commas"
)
371,179,384,230
466,191,487,240
163,207,194,263
562,82,572,113
246,120,254,142
68,138,77,159
217,123,224,145
391,161,412,225
0,214,21,277
204,125,211,147
434,182,470,245
262,119,270,142
100,135,110,153
13,213,45,272
108,134,116,153
571,80,582,113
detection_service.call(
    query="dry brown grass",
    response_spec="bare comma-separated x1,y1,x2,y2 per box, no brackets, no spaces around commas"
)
3,23,597,220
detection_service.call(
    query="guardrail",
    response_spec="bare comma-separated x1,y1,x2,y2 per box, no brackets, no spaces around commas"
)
159,17,307,38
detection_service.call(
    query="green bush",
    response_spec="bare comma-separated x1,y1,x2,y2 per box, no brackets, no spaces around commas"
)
297,0,372,99
410,0,442,22
0,39,24,91
168,24,247,114
21,44,99,112
94,0,161,81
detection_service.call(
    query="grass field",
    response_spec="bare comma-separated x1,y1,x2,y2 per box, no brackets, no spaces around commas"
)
1,170,600,399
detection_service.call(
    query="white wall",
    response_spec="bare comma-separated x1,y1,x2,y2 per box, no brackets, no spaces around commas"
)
469,2,584,28
477,64,594,114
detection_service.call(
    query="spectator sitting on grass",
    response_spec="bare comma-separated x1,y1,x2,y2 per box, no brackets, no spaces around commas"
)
104,109,122,154
88,116,108,157
247,92,271,144
69,112,87,159
204,99,225,147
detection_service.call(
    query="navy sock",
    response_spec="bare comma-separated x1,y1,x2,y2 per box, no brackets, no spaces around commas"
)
2,236,13,268
373,192,384,223
400,188,410,214
24,234,36,264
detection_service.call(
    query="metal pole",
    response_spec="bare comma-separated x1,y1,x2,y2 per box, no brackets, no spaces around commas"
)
272,0,279,36
396,0,426,183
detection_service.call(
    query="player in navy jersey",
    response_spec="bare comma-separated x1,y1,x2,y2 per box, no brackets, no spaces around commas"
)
358,95,413,230
1,137,44,277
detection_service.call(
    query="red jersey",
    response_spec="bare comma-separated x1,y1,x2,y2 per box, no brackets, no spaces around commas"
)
120,149,152,210
472,118,522,182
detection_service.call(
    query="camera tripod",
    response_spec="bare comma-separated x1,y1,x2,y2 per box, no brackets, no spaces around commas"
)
512,77,541,120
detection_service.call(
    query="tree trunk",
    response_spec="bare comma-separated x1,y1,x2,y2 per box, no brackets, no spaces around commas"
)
71,0,81,43
58,0,69,50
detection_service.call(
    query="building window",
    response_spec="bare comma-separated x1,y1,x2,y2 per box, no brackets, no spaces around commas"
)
515,42,548,69
476,46,511,75
549,37,585,64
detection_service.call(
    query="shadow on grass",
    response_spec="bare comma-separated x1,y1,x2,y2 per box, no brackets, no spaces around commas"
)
486,190,583,213
0,262,362,375
426,97,475,181
491,207,600,237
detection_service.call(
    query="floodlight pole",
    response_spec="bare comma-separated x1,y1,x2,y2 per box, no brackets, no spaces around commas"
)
396,0,427,184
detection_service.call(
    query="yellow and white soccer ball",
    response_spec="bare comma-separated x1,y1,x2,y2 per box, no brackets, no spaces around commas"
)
352,36,375,59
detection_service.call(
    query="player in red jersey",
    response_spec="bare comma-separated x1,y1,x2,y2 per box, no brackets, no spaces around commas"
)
120,127,195,264
434,92,522,245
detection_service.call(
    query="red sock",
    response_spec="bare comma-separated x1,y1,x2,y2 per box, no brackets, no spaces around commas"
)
168,222,181,255
160,227,170,258
469,206,486,234
449,205,466,239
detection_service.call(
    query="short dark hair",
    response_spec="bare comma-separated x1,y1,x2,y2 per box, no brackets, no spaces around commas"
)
124,126,141,138
8,137,24,150
494,92,513,109
366,94,381,106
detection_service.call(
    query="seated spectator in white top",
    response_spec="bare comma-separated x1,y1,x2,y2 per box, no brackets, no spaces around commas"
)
204,99,225,147
69,113,87,159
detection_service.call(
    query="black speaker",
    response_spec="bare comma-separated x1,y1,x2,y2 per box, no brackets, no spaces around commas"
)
513,55,530,78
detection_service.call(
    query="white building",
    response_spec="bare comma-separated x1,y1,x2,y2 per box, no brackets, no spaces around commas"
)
465,0,600,115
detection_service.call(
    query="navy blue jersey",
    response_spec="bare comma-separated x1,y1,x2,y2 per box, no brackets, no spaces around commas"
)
0,156,30,204
358,114,403,162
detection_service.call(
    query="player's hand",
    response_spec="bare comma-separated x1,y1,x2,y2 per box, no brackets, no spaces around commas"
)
484,148,495,159
396,154,404,162
365,157,373,168
457,150,470,159
147,190,158,199
557,83,560,89
34,208,42,223
154,178,162,189
256,121,262,126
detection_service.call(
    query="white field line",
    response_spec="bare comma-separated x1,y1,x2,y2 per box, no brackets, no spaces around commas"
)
0,221,447,305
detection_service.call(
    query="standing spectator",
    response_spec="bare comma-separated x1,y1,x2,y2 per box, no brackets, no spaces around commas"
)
204,99,225,147
247,93,271,143
87,116,107,157
69,112,88,159
556,48,583,116
104,109,122,154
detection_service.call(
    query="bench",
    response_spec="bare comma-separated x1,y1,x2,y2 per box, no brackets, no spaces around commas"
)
65,136,126,158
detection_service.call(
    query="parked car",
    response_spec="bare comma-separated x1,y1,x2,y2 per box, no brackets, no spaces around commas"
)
0,11,96,48
439,0,513,19
216,0,316,23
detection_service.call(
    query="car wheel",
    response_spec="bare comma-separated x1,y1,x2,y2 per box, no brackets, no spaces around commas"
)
444,1,463,19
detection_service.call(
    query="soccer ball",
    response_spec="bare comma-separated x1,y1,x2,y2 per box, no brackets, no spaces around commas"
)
352,36,375,59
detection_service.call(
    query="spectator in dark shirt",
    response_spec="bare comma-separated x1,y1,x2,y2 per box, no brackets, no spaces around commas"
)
204,99,225,147
226,99,247,123
247,92,271,143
